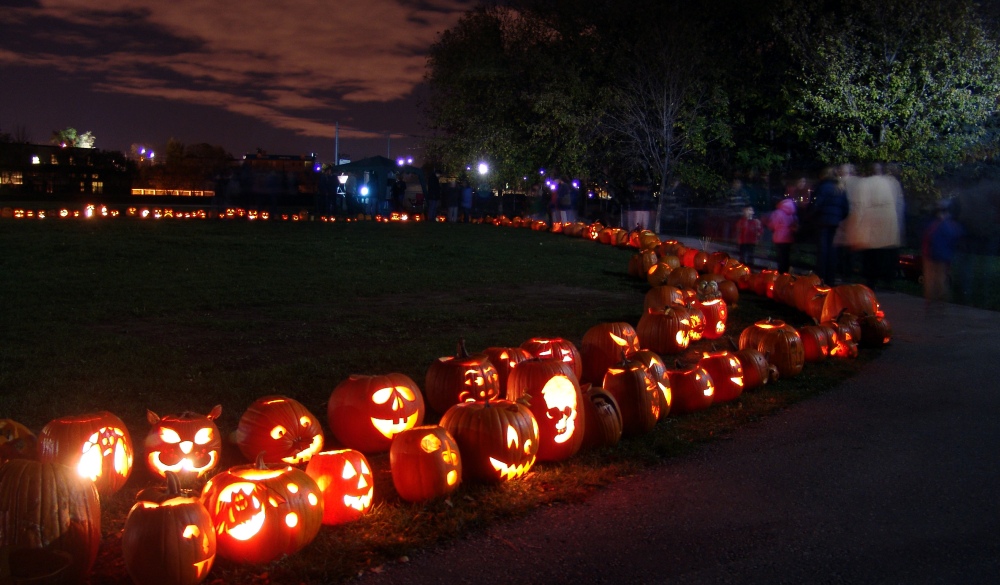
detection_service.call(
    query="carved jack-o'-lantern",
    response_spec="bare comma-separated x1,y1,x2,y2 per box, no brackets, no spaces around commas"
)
637,306,692,355
632,349,672,418
483,346,534,398
667,363,715,415
697,350,744,403
425,339,501,415
390,426,462,502
580,322,641,385
304,449,373,525
123,472,216,585
698,298,728,340
0,418,37,464
200,455,324,564
603,357,661,436
520,337,584,381
506,359,585,462
145,405,223,486
38,410,134,497
738,318,805,379
236,396,324,465
439,399,539,483
327,373,425,453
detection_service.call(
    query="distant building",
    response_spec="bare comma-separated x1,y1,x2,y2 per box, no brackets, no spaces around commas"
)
241,151,319,196
0,142,132,200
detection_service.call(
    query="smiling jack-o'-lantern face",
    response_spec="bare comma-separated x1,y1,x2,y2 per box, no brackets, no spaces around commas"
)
304,449,373,525
236,396,324,465
38,410,134,497
328,374,425,453
439,400,538,483
145,405,222,485
200,458,324,564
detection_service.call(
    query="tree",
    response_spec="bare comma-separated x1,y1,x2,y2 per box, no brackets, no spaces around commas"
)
602,3,731,231
50,127,95,148
777,0,1000,191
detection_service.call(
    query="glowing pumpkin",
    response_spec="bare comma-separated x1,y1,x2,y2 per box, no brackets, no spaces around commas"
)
632,349,672,417
37,410,134,497
439,399,538,483
637,306,692,355
123,472,216,585
200,456,323,564
506,359,585,461
697,350,744,403
579,322,641,385
327,373,425,453
643,285,686,313
145,405,222,486
667,363,715,415
483,346,534,397
236,396,324,465
820,284,879,323
425,338,501,415
698,298,728,340
520,337,583,381
304,449,373,525
602,358,660,436
858,312,892,347
732,347,777,389
389,426,462,502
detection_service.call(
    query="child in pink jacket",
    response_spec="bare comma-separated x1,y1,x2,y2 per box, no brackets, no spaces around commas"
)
767,198,799,273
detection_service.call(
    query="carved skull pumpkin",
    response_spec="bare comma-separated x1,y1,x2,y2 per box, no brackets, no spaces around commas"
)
389,426,462,502
145,405,222,485
38,410,134,497
123,472,216,585
506,359,585,462
439,399,539,483
304,449,374,525
327,373,425,453
200,456,324,564
236,395,324,465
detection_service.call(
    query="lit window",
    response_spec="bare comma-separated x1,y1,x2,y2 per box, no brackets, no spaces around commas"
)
93,181,104,194
51,154,58,165
31,156,40,165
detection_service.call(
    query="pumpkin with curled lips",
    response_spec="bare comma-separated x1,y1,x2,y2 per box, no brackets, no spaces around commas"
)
145,405,222,486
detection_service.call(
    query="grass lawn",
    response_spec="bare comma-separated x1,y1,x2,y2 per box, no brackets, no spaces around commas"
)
0,218,880,584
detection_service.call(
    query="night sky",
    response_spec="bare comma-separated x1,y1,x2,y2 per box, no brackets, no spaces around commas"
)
0,0,473,163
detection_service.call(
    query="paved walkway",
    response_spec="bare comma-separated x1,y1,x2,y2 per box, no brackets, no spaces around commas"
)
358,291,1000,584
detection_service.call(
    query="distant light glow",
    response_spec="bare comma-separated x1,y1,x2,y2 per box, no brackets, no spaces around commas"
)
478,162,488,175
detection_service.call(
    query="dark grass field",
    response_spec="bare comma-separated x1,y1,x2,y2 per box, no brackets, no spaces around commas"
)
0,218,881,584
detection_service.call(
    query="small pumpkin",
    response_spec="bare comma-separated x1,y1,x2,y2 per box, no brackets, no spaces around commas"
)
425,338,501,414
579,386,623,449
579,322,641,385
304,449,373,525
667,363,715,415
602,357,660,436
389,426,462,503
738,318,805,379
483,346,535,396
145,406,223,486
697,349,744,403
236,395,324,465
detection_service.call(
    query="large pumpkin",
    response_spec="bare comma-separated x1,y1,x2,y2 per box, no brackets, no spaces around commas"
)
425,339,501,415
698,298,728,340
697,349,744,403
506,359,585,462
145,406,223,486
820,284,879,323
236,395,324,465
579,322,641,385
327,373,425,453
0,459,101,582
123,472,217,585
643,285,685,312
200,456,324,564
439,399,539,483
389,426,462,503
304,449,373,525
37,410,134,497
738,319,805,379
631,349,672,417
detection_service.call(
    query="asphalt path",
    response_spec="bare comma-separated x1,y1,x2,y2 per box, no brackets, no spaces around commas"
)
357,291,1000,584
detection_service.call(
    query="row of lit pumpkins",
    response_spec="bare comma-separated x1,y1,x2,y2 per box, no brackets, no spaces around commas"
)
0,221,891,584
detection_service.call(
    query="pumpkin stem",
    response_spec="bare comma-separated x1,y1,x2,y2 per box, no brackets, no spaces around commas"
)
254,452,269,470
456,338,470,358
164,471,181,496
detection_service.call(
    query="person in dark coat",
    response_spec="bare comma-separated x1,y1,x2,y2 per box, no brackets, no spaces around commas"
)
810,166,851,285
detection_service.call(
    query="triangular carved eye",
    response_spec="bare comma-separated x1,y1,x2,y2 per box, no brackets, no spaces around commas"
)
342,461,357,480
505,425,519,450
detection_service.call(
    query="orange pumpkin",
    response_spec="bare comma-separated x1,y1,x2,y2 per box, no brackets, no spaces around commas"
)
483,346,534,398
425,339,501,415
520,337,583,381
389,426,462,503
667,363,715,415
506,359,584,462
738,319,805,379
145,406,222,486
698,349,744,403
305,449,373,525
579,322,641,385
38,410,134,497
579,386,623,449
439,399,539,483
236,396,324,465
602,358,660,436
637,306,692,355
327,373,425,453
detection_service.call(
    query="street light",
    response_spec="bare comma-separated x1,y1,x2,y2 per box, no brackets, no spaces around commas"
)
478,162,489,175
